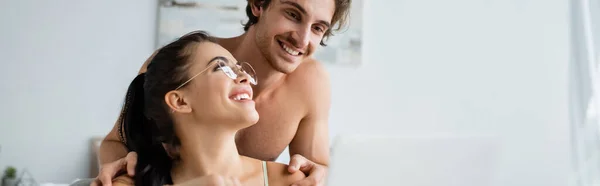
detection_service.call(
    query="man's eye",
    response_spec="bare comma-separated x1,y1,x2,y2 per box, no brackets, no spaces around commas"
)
286,11,299,20
314,26,324,33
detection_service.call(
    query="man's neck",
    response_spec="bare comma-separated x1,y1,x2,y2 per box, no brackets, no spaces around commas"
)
171,124,245,184
218,29,286,97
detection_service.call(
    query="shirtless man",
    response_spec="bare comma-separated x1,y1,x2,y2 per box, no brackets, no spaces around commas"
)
93,0,350,185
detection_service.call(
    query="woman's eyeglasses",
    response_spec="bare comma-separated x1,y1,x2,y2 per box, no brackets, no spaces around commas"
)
175,60,257,90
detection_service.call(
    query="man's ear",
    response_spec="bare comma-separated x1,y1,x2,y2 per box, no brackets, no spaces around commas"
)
250,0,264,17
165,91,192,113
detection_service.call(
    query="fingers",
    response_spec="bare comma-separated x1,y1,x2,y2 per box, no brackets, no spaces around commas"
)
288,154,327,186
288,154,310,173
306,164,327,185
96,157,129,186
292,168,327,186
98,161,122,186
98,173,113,186
125,152,138,176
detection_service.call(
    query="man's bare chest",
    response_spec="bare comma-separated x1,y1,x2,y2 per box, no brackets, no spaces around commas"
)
235,90,306,160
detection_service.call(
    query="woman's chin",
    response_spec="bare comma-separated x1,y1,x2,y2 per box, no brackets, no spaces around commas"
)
238,103,259,123
226,102,259,126
244,111,260,125
229,110,259,128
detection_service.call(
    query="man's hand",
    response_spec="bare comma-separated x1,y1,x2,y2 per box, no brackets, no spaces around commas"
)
287,154,327,186
91,152,138,186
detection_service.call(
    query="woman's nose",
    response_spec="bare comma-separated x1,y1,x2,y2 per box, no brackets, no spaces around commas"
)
234,71,250,84
233,62,257,85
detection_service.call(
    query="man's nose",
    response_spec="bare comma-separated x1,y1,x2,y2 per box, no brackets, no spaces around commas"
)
291,25,311,49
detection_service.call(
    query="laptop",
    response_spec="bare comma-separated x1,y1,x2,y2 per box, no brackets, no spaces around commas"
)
326,133,501,186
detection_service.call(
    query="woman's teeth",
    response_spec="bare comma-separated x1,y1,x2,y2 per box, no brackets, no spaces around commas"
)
282,44,300,56
233,93,250,101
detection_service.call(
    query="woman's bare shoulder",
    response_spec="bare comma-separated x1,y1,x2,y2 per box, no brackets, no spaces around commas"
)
112,175,134,186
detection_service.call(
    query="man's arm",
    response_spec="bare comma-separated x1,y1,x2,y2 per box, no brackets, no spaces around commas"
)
288,60,332,166
286,61,331,186
94,119,132,186
98,120,129,164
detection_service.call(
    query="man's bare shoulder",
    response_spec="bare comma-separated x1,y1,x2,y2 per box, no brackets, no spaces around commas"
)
287,58,331,94
266,162,306,185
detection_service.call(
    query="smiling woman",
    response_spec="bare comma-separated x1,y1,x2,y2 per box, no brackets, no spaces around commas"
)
118,30,305,186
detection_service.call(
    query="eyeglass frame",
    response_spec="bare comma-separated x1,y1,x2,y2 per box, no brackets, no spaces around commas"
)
174,58,257,90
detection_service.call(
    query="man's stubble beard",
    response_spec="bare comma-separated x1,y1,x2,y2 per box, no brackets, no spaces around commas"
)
253,23,293,74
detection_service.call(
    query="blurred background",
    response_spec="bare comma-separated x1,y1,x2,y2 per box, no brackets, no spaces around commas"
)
0,0,599,185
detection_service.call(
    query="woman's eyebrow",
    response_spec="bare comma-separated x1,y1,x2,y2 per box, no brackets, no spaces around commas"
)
207,56,229,66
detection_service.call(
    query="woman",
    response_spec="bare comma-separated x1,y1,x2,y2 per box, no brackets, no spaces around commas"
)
119,31,305,186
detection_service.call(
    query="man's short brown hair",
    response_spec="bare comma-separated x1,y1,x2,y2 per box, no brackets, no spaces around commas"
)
242,0,351,46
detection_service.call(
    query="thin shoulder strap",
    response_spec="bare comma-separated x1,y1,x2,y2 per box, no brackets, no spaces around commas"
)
262,161,269,186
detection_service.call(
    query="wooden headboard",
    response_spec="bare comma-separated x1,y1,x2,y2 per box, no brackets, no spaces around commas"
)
90,137,103,177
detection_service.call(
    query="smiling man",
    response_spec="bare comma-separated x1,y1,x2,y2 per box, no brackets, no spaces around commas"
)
94,0,351,185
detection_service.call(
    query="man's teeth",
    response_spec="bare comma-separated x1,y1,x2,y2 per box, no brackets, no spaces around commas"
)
282,44,300,56
233,93,250,101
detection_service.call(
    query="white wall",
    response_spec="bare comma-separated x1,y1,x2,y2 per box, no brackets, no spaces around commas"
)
0,0,573,185
0,0,156,183
570,0,600,185
326,0,571,186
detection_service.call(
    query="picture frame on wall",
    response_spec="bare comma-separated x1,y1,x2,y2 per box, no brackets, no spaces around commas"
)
156,0,247,48
156,0,364,66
